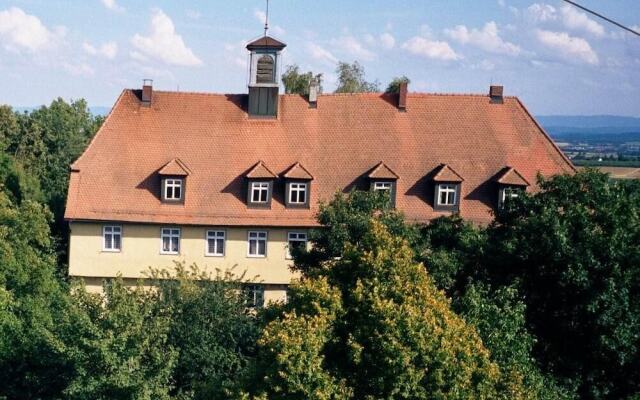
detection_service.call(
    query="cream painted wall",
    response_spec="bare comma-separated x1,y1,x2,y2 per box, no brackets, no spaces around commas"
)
69,222,303,288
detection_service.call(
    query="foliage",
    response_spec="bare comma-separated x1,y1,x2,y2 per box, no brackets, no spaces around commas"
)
150,264,260,400
281,65,323,95
385,75,410,94
65,278,177,400
248,216,506,399
485,169,640,399
334,61,380,93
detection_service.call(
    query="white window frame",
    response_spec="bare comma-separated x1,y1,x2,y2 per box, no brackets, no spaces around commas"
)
286,231,308,259
164,178,183,201
250,182,270,204
205,230,226,257
373,181,393,192
288,182,308,205
437,184,457,206
244,284,265,308
102,225,122,252
500,186,522,206
160,227,181,255
247,230,268,258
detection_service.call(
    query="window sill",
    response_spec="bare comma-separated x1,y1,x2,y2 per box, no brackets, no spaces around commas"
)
205,253,225,258
247,254,267,258
101,249,121,253
160,251,180,255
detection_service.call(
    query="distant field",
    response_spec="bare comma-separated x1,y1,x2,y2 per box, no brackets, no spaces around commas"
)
577,165,640,179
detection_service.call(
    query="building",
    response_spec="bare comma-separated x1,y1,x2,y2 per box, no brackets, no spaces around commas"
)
64,35,574,304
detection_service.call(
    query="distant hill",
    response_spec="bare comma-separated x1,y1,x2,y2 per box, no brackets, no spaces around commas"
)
536,115,640,142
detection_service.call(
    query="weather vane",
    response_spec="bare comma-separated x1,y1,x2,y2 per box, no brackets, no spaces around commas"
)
263,0,269,36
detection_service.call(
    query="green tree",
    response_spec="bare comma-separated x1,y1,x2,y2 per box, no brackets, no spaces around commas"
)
64,278,177,400
281,65,323,95
248,215,505,399
385,75,410,94
334,61,380,93
485,169,640,399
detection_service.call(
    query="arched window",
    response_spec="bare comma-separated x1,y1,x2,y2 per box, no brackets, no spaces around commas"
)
256,54,274,83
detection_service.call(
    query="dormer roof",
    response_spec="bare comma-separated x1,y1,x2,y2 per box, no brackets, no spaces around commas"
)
282,162,313,180
368,162,399,180
246,161,278,179
432,164,464,182
495,167,530,186
246,35,286,50
158,158,191,176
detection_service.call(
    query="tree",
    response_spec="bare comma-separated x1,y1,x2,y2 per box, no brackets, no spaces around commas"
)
334,61,380,93
64,279,177,400
281,65,323,95
385,75,410,94
485,169,640,399
247,207,507,398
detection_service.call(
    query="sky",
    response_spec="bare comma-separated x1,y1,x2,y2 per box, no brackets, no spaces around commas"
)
0,0,638,116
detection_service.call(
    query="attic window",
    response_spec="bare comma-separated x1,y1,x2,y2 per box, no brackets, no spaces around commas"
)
251,182,270,203
256,54,275,83
163,178,183,201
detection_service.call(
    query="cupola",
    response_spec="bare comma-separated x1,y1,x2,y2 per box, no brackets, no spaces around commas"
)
246,35,286,118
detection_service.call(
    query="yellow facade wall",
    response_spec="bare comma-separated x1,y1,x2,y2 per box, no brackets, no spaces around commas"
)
69,222,302,301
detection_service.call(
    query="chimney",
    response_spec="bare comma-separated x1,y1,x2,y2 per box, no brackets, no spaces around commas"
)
308,79,319,108
141,79,153,106
398,81,408,111
489,85,503,104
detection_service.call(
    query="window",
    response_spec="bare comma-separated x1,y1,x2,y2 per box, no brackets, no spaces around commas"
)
161,228,180,254
250,182,270,204
288,182,307,205
164,178,183,201
244,284,265,308
287,232,307,259
437,184,457,206
103,225,122,252
256,54,274,84
373,181,393,192
500,186,522,207
248,231,267,257
206,230,225,256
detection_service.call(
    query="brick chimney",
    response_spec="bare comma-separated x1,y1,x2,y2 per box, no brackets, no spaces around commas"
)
398,81,408,111
489,85,503,104
308,78,319,108
141,79,153,106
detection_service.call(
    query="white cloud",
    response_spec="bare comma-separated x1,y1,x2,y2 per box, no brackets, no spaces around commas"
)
224,41,247,68
83,41,118,59
332,36,375,61
101,0,124,13
472,59,496,71
380,32,395,49
497,0,506,7
559,5,605,37
536,29,599,64
63,61,94,77
0,7,58,52
131,9,202,66
253,9,285,36
401,36,462,61
526,3,557,23
306,42,338,64
445,21,522,56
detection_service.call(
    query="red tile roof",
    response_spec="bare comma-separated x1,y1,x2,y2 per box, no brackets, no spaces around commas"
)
495,167,530,186
368,162,399,180
246,35,286,50
432,164,464,182
245,161,277,179
65,90,574,226
282,162,313,180
158,158,191,176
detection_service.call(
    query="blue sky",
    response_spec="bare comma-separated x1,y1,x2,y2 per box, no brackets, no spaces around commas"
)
0,0,638,116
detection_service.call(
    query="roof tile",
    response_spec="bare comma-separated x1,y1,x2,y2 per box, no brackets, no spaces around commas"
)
495,167,530,186
433,164,464,182
282,162,313,180
158,158,191,176
246,161,278,179
368,162,399,180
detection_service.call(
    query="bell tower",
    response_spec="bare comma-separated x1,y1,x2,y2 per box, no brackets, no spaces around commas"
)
246,36,286,118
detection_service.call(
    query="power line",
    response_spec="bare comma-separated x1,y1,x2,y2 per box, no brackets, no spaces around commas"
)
561,0,640,37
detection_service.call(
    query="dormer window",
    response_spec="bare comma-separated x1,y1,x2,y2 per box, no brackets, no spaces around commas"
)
245,161,277,208
282,162,313,209
368,162,399,207
494,167,529,208
158,158,190,204
164,178,183,201
431,164,463,212
251,181,271,203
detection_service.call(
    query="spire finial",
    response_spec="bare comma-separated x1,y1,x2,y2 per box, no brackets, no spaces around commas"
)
263,0,269,36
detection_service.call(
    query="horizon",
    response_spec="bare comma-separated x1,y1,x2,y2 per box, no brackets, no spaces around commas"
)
0,0,638,116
